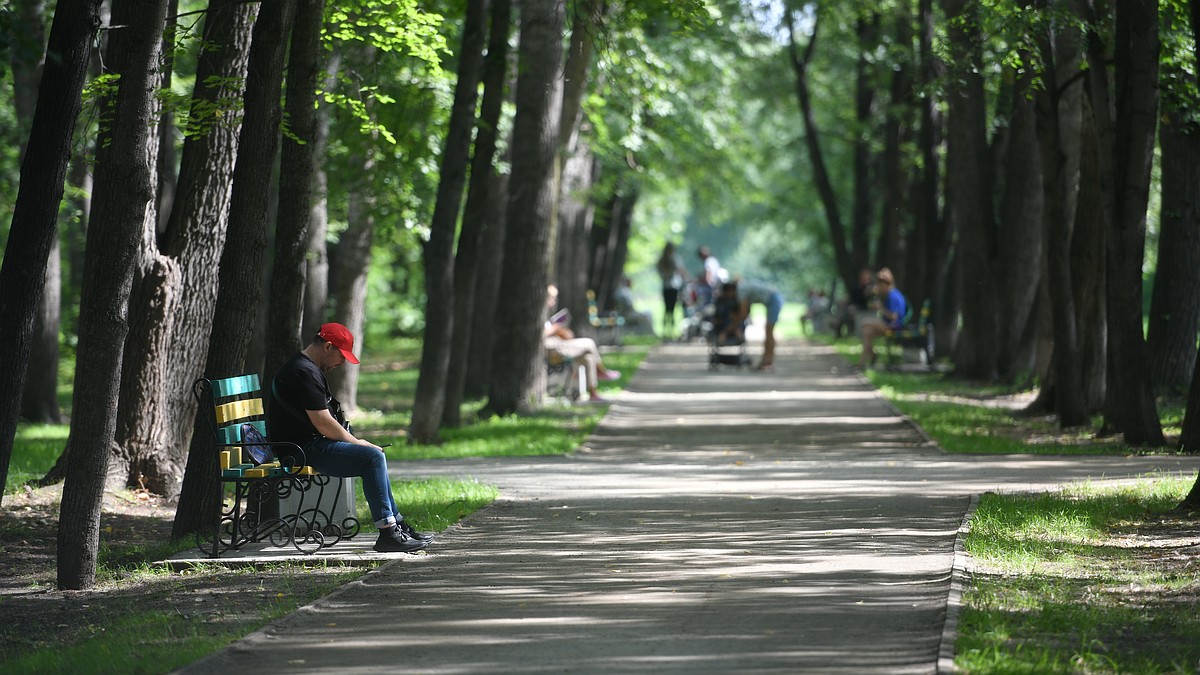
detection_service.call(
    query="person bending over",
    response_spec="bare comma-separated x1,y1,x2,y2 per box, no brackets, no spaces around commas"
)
268,322,433,553
725,279,785,371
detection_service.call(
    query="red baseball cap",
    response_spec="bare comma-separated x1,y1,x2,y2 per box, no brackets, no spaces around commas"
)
317,323,360,364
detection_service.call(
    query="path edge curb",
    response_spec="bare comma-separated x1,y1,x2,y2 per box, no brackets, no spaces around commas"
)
937,491,979,674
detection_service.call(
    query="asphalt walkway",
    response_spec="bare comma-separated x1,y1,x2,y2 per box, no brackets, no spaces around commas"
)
179,340,1200,674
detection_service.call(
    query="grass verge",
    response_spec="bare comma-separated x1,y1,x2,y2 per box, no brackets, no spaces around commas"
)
957,476,1200,673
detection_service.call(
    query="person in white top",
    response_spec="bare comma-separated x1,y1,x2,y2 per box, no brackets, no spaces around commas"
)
543,286,621,401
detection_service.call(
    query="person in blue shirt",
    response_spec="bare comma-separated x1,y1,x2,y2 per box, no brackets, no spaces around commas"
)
858,268,907,369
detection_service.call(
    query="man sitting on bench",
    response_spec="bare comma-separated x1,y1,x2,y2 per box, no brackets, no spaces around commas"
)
858,268,908,370
268,322,433,553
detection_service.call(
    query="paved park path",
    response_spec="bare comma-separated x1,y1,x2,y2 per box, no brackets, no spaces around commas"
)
181,340,1200,674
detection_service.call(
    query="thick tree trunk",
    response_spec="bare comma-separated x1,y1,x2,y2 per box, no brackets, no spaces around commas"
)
0,0,99,501
484,0,565,416
878,8,911,280
1072,96,1108,412
58,0,168,591
995,62,1043,382
1105,0,1164,446
264,0,326,385
445,0,514,426
114,0,255,498
172,0,296,541
943,0,997,381
465,169,510,400
1035,48,1089,426
410,0,489,443
1147,110,1200,394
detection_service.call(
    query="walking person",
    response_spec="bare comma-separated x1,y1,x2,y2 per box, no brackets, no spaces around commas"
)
656,242,689,338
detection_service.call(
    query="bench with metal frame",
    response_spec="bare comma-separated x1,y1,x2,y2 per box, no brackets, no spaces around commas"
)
883,299,934,369
193,374,360,557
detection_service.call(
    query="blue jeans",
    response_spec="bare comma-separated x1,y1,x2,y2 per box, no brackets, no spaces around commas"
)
303,437,398,528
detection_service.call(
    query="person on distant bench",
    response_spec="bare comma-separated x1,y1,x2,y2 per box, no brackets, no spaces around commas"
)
858,268,908,369
267,322,433,553
544,286,620,402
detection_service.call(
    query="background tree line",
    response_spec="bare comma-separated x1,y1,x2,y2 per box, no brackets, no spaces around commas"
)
2,0,1200,588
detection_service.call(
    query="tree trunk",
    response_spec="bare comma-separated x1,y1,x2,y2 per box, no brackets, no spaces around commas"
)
410,0,489,443
264,0,326,385
1147,109,1200,394
1105,0,1164,446
553,1,601,343
172,0,296,541
465,169,510,400
1072,93,1108,413
302,53,338,341
909,0,942,312
0,0,100,502
155,0,180,234
878,8,911,279
114,0,255,498
445,0,513,426
484,0,565,416
1035,32,1089,427
785,8,855,291
58,0,169,591
995,61,1043,382
943,0,997,381
9,0,63,426
853,14,879,270
327,152,375,412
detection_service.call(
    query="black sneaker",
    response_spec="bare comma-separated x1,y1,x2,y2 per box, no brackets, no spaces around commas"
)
399,520,435,542
373,525,428,553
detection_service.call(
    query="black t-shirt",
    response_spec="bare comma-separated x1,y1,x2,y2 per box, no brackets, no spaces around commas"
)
267,352,330,447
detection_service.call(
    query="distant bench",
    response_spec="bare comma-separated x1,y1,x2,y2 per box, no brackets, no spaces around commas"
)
884,299,934,369
193,374,359,557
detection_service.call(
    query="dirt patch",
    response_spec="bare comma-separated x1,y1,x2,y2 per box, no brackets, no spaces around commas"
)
0,485,367,663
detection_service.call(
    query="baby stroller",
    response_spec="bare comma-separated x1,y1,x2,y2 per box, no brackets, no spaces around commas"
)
705,285,750,369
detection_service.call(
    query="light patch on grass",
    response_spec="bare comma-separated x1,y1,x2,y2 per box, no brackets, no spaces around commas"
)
957,474,1200,674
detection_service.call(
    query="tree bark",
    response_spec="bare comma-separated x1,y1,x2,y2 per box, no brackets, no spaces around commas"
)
465,169,510,400
943,0,997,381
552,1,601,344
410,0,489,443
1072,93,1108,412
995,61,1043,382
58,0,169,590
172,0,296,541
445,0,513,426
1147,109,1200,394
853,14,879,271
264,0,326,385
0,0,100,502
1105,0,1164,445
1035,25,1089,426
114,0,255,498
484,0,565,416
909,0,942,313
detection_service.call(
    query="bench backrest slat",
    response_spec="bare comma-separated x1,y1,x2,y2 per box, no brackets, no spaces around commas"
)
219,419,267,445
211,374,260,399
214,397,264,424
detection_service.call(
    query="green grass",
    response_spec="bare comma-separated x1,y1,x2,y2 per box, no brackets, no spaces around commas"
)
3,568,364,675
821,336,1164,456
957,476,1200,673
354,477,499,531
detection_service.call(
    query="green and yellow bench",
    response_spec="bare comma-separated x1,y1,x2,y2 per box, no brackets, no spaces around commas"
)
193,374,360,557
